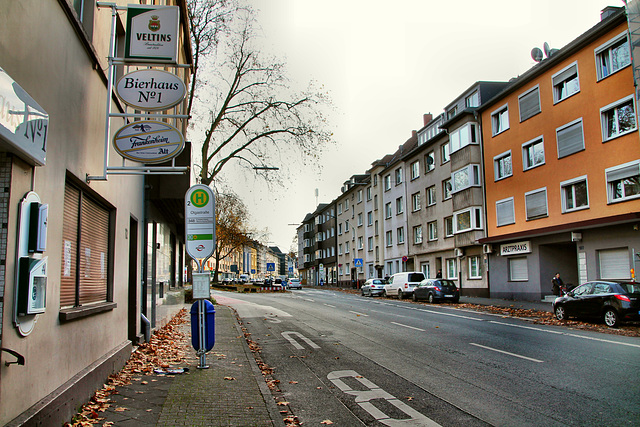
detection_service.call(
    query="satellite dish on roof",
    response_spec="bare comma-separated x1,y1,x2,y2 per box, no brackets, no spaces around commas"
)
531,47,543,63
543,42,551,57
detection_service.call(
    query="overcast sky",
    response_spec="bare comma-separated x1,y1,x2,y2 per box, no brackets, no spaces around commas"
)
228,0,623,250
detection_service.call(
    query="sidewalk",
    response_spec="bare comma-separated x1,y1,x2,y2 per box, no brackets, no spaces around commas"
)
460,295,553,313
94,305,283,426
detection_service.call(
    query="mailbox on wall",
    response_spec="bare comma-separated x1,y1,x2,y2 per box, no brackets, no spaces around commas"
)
28,202,48,253
17,256,47,315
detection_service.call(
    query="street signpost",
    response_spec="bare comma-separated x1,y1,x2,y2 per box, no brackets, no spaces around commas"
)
354,258,363,268
267,262,275,272
185,184,215,369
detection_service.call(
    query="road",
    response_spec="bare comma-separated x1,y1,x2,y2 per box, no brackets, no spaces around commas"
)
213,288,640,426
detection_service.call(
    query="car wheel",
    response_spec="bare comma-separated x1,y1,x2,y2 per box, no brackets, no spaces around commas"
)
412,293,418,302
428,293,435,304
398,290,404,299
554,305,566,321
603,308,619,328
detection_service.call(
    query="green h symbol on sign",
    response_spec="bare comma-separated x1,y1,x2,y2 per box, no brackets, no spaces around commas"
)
191,190,209,208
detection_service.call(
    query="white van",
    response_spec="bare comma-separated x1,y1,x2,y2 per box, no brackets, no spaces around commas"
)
239,274,250,283
384,272,425,299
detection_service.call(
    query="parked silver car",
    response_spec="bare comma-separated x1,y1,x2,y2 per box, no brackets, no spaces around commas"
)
361,278,386,297
287,278,302,289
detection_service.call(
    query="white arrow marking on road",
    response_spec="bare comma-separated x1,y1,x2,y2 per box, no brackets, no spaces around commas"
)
470,343,544,363
282,331,321,350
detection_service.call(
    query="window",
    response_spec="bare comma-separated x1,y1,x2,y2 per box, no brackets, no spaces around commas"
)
494,151,512,181
345,220,350,232
452,164,481,193
397,227,405,244
384,174,391,191
601,95,637,142
345,198,350,210
338,223,342,235
491,104,509,136
446,259,457,280
411,161,420,180
385,230,393,247
366,186,372,201
561,176,589,213
443,178,452,200
411,192,421,211
338,244,342,255
358,236,364,250
374,195,378,210
441,143,450,164
367,211,373,226
518,86,541,122
413,225,423,244
345,241,350,253
447,106,457,119
525,187,548,220
606,161,640,203
418,131,428,146
375,220,379,236
468,256,481,279
396,197,404,214
338,203,343,215
552,62,580,103
385,202,392,219
466,90,479,107
368,237,373,251
395,168,403,185
496,197,515,227
595,32,631,80
556,119,584,158
60,182,112,310
357,212,363,226
522,137,545,170
428,221,437,241
427,186,436,206
509,257,528,281
454,207,483,233
357,189,363,203
450,122,478,153
425,151,435,172
444,216,454,237
421,262,431,278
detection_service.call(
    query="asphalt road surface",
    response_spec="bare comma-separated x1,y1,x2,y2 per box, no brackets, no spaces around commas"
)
213,288,640,426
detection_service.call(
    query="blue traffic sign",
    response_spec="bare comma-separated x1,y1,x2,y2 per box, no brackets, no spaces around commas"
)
267,262,275,271
354,258,363,267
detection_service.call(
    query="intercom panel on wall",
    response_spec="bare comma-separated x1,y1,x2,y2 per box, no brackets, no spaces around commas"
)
17,256,47,315
28,201,48,253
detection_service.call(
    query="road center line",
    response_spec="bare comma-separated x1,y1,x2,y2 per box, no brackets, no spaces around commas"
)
349,310,369,317
391,321,425,332
324,303,336,308
470,343,544,363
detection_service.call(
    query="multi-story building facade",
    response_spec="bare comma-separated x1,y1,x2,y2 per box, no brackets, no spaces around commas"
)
479,6,640,300
336,177,369,286
316,202,337,285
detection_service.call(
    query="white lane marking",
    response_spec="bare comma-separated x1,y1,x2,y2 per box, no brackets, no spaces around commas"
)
349,310,369,317
328,370,441,427
470,343,544,363
390,321,425,332
324,304,336,308
281,331,321,350
304,298,315,302
489,321,640,349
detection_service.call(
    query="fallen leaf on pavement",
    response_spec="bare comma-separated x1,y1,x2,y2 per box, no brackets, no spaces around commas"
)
321,420,334,424
224,376,236,381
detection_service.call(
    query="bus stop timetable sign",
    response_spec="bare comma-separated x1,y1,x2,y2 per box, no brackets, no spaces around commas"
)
185,184,215,264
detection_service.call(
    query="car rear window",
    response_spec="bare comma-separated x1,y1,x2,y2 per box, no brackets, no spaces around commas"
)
372,280,383,284
437,280,457,288
620,283,640,294
408,273,425,282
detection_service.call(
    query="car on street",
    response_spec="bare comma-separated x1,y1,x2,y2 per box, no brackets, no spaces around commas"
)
287,278,302,289
553,280,640,327
361,278,386,297
383,272,425,299
412,279,460,303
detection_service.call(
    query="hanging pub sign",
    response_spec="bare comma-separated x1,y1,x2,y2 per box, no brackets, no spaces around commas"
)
113,120,184,163
115,69,186,111
124,5,179,63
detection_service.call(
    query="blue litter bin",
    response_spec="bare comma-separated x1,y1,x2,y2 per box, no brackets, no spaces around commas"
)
190,300,215,352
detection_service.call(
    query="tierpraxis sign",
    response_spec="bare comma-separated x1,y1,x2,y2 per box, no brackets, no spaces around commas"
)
185,185,215,268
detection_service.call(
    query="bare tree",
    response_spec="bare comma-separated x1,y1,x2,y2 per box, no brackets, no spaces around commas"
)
212,191,252,282
187,0,333,186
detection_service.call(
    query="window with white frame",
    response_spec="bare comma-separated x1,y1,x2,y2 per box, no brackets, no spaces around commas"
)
556,119,584,158
357,212,363,226
358,236,363,250
509,257,528,281
425,151,435,172
444,216,454,237
345,220,349,232
496,197,515,227
595,31,631,80
466,90,479,107
366,186,372,201
446,259,457,280
454,207,483,233
367,211,373,226
449,122,478,153
447,106,457,119
491,104,510,136
413,225,423,244
385,202,392,219
374,195,378,210
452,164,481,193
468,256,481,279
384,174,391,191
601,95,637,142
345,263,350,275
418,131,427,146
345,198,350,210
385,230,393,247
552,62,580,103
427,186,436,206
411,192,421,211
345,241,350,253
357,189,363,203
522,136,545,170
421,262,431,278
525,187,548,220
443,178,452,200
441,143,450,164
518,86,541,122
396,196,404,214
338,244,342,255
338,203,343,215
411,161,420,180
368,236,373,251
395,167,403,185
561,176,589,213
331,246,335,256
428,221,437,241
606,161,640,203
338,223,342,235
494,151,512,181
397,227,405,244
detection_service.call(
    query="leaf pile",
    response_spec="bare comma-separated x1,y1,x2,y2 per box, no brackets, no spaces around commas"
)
65,309,189,426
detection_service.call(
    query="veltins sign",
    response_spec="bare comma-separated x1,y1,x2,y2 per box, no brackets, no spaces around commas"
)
125,5,179,63
116,69,186,111
500,241,531,256
113,120,184,163
185,185,216,264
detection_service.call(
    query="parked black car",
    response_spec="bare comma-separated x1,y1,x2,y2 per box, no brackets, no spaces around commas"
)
413,279,460,303
553,280,640,327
